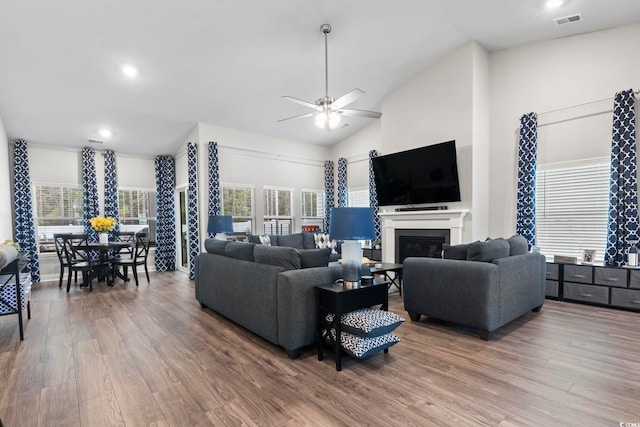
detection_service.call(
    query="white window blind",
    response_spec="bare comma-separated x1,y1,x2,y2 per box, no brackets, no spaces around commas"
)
347,188,370,208
535,158,610,263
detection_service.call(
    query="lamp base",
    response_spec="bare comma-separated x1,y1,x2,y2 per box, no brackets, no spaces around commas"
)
341,240,363,283
343,280,361,290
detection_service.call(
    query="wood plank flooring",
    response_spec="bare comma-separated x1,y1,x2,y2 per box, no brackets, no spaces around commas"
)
1,271,640,426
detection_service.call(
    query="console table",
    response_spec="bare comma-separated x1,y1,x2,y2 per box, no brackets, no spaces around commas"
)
0,253,31,340
546,262,640,311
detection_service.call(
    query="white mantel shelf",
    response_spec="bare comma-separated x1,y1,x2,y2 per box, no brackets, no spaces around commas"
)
378,209,469,263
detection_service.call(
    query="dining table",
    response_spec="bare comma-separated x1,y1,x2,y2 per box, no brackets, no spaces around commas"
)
73,241,134,286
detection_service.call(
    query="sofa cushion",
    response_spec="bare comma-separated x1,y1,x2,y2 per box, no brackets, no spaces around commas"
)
329,329,400,359
442,243,469,260
507,235,529,256
225,242,256,262
254,245,301,270
204,239,229,255
326,308,405,338
301,232,315,249
277,233,304,249
467,238,510,262
299,248,331,268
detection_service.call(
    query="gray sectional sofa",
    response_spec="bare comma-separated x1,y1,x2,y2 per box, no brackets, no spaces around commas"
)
247,231,340,262
403,236,546,340
195,239,341,358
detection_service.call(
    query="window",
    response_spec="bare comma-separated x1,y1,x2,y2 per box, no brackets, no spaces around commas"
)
535,158,609,263
222,185,254,234
301,190,325,230
348,187,370,208
34,185,84,252
263,187,292,235
118,189,157,242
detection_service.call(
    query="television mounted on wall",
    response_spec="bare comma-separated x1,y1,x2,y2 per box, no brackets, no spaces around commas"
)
371,140,461,207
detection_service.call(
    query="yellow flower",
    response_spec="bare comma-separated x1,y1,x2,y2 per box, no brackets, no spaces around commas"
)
90,216,117,232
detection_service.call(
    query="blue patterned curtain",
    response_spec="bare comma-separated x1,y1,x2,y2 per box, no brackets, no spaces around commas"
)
605,89,638,266
337,157,347,207
516,113,537,250
103,150,120,237
324,160,334,231
187,143,200,280
82,147,100,243
155,156,177,271
208,141,221,237
12,140,40,282
369,150,381,241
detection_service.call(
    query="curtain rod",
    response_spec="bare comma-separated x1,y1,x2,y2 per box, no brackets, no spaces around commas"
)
538,89,639,117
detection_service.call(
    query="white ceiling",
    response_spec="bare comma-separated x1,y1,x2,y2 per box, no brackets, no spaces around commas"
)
2,0,640,156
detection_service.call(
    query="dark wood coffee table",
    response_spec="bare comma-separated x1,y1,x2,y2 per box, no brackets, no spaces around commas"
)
369,262,403,295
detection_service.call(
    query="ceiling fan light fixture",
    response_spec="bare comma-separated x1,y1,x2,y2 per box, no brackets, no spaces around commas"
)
315,111,341,130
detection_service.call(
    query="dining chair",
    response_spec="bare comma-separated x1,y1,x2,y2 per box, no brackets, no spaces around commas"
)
54,233,96,292
112,231,150,286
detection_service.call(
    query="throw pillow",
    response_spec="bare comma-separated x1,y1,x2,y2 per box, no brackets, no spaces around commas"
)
253,245,301,270
507,235,529,256
0,244,18,270
314,233,330,249
466,238,510,262
258,234,271,246
326,308,405,338
299,248,331,268
442,243,469,260
301,232,316,249
225,242,256,262
329,329,400,359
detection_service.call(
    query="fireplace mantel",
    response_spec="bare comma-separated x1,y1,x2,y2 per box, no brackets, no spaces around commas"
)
378,209,469,263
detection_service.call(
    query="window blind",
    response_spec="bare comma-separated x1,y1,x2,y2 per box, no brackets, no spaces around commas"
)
536,158,610,263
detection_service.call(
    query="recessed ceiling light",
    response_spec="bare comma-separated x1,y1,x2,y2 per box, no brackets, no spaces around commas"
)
545,0,564,9
98,128,112,138
121,64,139,78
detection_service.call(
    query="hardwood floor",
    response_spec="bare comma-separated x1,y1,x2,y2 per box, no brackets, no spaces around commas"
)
1,272,640,426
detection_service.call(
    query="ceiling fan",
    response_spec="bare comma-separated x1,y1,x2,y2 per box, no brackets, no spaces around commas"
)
278,23,382,130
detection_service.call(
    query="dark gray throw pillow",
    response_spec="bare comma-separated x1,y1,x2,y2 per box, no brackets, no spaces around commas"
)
204,239,229,255
301,232,316,249
277,234,305,249
254,245,301,270
442,243,470,260
507,234,529,256
467,238,510,262
299,248,331,268
225,242,256,262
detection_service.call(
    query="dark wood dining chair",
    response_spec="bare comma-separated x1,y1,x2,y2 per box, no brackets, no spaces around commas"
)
54,233,95,292
112,231,150,286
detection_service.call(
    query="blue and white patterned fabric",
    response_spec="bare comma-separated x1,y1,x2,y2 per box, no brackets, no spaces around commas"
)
369,150,381,241
12,140,40,282
516,113,537,251
82,147,100,244
605,89,638,266
324,160,334,231
337,157,347,207
208,141,221,238
155,156,177,271
187,142,200,280
103,150,120,237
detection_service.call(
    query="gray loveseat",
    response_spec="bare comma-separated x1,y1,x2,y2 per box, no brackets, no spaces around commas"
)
195,239,341,358
403,236,545,340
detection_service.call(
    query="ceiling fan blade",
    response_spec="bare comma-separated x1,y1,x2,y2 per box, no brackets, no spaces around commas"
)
332,88,364,109
277,112,315,123
282,96,321,110
338,108,382,119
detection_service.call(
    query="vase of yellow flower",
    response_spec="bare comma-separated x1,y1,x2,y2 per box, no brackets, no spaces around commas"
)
90,216,117,244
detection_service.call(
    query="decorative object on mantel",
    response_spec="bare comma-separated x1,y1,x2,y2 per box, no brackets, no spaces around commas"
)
582,249,596,265
90,216,117,244
553,255,578,264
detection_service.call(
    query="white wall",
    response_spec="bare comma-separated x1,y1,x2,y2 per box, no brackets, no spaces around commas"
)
489,22,640,237
330,121,382,190
0,115,11,240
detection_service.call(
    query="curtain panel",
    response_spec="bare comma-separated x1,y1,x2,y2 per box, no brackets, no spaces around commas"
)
208,141,221,238
82,147,100,244
103,150,120,236
516,112,538,250
324,160,334,231
605,89,638,265
368,150,381,241
187,142,200,280
12,140,40,282
337,157,347,207
155,155,177,271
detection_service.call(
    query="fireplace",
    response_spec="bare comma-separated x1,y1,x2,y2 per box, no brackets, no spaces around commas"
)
395,229,449,263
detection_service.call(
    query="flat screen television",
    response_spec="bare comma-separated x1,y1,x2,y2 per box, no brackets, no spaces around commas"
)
371,140,461,206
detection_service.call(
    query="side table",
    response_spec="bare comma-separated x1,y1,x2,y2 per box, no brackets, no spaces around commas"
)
315,279,389,371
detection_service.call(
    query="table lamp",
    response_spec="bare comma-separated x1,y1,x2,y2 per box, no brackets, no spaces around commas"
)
329,207,376,287
207,215,234,240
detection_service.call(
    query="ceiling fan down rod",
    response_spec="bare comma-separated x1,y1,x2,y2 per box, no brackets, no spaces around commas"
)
321,23,331,104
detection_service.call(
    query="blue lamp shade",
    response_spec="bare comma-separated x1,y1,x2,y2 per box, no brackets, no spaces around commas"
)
207,215,234,234
329,207,376,241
